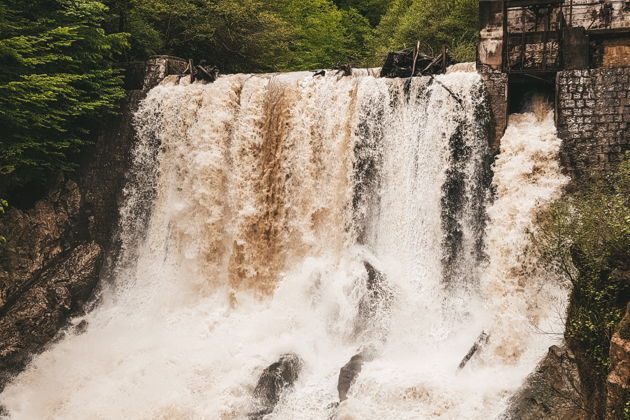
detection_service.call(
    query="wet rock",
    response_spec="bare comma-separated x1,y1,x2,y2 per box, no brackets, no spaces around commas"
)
0,180,82,308
338,353,364,401
501,345,586,420
72,319,89,335
251,353,303,418
0,242,102,385
605,302,630,420
0,56,185,390
353,261,393,339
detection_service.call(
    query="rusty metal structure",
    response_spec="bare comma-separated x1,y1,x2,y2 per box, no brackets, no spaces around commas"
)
479,0,630,74
477,0,630,164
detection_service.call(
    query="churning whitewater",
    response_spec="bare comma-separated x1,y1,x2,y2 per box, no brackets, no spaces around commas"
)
0,71,568,419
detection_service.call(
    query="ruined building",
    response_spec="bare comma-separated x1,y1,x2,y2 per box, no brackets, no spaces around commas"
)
478,0,630,177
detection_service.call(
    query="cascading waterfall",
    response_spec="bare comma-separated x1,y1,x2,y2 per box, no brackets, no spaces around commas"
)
0,70,569,420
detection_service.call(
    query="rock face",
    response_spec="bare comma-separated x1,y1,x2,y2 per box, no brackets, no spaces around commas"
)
0,56,186,389
605,303,630,420
0,242,101,382
251,353,303,418
502,345,586,420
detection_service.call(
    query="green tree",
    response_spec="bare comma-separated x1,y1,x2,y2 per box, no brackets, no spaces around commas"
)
269,0,372,70
333,0,391,26
371,0,478,64
101,0,373,72
0,0,127,193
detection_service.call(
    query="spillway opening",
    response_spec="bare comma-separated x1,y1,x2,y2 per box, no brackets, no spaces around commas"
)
508,73,556,115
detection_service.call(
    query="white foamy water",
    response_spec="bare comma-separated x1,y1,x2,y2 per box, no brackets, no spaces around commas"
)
0,72,568,420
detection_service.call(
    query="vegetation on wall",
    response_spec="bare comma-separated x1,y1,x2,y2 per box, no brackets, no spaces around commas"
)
535,154,630,413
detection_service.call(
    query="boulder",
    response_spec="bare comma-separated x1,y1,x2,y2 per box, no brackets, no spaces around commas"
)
338,353,364,402
250,353,303,418
337,347,378,402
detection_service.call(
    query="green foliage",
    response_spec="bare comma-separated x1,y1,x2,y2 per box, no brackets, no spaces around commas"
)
371,0,478,64
0,0,127,191
270,0,373,70
333,0,391,26
102,0,374,73
1,0,480,194
101,0,479,70
535,154,630,378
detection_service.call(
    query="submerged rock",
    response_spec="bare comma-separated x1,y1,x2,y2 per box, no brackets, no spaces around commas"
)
338,353,364,401
353,261,393,340
337,347,378,402
250,353,303,418
501,345,585,420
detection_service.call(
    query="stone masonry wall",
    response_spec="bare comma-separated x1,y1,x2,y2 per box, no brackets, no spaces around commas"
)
557,67,630,178
480,68,509,153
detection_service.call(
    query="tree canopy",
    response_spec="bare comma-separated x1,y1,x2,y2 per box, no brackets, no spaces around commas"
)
1,0,480,195
102,0,479,70
0,0,127,192
371,0,479,64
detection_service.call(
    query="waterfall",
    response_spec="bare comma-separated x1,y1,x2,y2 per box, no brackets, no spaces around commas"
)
0,71,568,419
